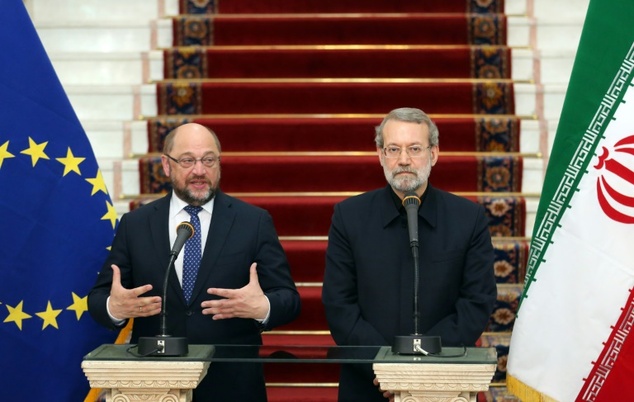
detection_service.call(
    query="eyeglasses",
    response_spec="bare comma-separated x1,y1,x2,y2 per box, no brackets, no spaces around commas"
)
164,154,219,168
382,145,432,159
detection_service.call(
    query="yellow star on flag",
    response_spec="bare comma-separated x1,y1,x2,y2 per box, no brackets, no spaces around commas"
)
20,137,49,167
86,169,108,195
56,147,85,176
102,200,118,229
3,301,32,330
0,140,15,168
36,301,63,330
67,292,88,320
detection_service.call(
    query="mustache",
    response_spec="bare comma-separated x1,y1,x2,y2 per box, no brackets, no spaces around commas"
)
392,167,417,175
187,175,210,182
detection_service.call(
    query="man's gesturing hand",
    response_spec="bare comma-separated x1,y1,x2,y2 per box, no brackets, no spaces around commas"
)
202,263,269,320
107,264,162,319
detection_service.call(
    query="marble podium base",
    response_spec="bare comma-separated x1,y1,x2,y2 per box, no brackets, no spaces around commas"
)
373,347,497,402
82,345,212,402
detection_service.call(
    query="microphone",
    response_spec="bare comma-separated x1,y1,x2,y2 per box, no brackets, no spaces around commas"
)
137,221,194,356
402,191,421,251
170,221,194,257
392,191,442,356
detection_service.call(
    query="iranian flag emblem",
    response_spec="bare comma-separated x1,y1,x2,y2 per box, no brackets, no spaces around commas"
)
596,136,634,224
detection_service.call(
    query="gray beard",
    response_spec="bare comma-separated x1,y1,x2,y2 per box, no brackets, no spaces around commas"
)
384,162,431,193
173,184,217,206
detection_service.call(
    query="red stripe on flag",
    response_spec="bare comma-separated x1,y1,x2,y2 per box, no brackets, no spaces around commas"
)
578,287,634,401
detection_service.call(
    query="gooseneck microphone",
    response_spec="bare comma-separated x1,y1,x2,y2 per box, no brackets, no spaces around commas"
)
403,191,421,255
392,191,442,355
170,221,195,258
161,222,194,336
402,191,421,332
137,221,194,356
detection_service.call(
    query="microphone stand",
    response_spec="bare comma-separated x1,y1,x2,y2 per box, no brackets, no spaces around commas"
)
392,192,442,355
137,253,189,356
138,223,193,356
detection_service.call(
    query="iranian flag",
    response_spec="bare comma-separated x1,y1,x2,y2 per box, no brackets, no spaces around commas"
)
506,0,634,401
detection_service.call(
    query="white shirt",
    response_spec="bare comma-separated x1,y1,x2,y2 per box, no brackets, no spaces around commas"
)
169,194,214,285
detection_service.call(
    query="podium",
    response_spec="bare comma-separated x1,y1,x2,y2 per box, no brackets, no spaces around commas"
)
373,347,497,402
82,344,496,402
82,344,213,402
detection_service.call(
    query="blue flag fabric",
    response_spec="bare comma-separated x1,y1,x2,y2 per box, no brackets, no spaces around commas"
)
0,1,118,400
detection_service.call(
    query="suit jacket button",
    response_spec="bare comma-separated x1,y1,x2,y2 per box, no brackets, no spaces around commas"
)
186,310,194,316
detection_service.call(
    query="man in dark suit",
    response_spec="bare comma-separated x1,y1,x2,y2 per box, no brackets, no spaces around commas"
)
322,107,497,401
88,123,301,401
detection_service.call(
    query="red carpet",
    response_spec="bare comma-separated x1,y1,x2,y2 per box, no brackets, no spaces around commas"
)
164,46,511,79
147,116,521,153
138,0,521,399
172,14,506,46
180,0,505,14
138,154,523,194
157,80,515,115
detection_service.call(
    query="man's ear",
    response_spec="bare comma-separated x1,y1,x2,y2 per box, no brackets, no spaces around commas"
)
160,155,171,177
377,147,385,166
430,145,440,167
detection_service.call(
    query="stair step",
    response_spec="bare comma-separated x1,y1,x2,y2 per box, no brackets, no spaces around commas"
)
137,153,525,194
28,0,170,23
171,14,507,46
144,115,523,153
185,0,504,14
63,84,155,121
267,387,338,402
156,79,516,116
47,52,147,86
34,21,156,53
163,46,512,79
279,286,326,332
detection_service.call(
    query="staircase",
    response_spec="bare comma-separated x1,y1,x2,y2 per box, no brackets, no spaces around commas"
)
26,0,590,400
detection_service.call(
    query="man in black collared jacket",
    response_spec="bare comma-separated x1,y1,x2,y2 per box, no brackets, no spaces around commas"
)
322,108,497,401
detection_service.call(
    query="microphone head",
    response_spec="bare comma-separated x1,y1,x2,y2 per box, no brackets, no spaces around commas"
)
176,221,195,239
402,191,421,208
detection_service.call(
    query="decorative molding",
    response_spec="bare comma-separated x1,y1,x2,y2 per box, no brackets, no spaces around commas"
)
374,362,496,402
82,359,209,402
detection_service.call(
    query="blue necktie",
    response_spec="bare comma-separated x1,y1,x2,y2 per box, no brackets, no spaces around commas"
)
183,205,203,303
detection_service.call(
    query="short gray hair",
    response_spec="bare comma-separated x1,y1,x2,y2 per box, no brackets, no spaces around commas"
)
374,107,439,148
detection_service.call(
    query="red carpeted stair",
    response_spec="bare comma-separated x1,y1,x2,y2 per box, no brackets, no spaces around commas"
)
180,0,504,14
163,46,512,79
138,153,523,194
146,115,521,152
171,14,506,46
134,0,524,399
157,80,514,115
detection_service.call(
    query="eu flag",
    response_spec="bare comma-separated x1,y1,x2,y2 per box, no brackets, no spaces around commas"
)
0,1,119,400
